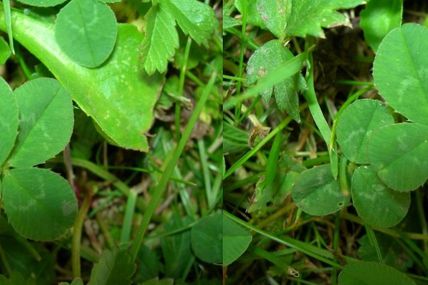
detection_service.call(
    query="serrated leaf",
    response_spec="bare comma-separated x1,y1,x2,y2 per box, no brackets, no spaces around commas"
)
360,0,403,51
0,77,18,167
336,99,394,164
8,78,73,167
339,261,416,285
235,0,266,28
285,0,366,38
190,211,252,266
291,164,348,216
141,5,179,74
368,123,428,192
8,10,163,151
351,166,410,228
88,248,135,285
1,168,77,241
373,24,428,125
246,39,302,121
16,0,66,7
162,0,217,45
256,0,288,39
55,0,117,68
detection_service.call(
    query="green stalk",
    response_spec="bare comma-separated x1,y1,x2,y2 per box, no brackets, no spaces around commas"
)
72,191,92,278
130,73,217,261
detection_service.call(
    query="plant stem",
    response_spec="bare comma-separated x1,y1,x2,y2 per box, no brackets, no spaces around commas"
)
72,191,92,278
130,73,217,261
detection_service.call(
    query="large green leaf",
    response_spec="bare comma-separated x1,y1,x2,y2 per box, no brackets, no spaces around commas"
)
140,4,179,74
234,0,266,28
16,0,66,7
0,10,163,152
1,168,77,241
368,123,428,191
246,39,302,122
9,78,73,168
351,166,410,228
285,0,366,38
88,248,135,285
162,0,217,45
190,211,252,266
291,164,348,216
339,261,416,285
0,77,18,167
360,0,403,51
373,24,428,125
336,99,394,164
55,0,118,68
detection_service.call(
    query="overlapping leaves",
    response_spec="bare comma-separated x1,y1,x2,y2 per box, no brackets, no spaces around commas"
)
141,0,217,74
0,78,77,241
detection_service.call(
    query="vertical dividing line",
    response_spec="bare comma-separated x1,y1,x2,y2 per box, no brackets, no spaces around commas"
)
72,191,92,278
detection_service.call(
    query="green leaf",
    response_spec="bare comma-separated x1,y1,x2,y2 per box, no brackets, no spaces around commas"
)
16,0,67,7
339,261,416,285
0,77,18,167
55,0,118,68
336,99,394,164
222,211,252,266
234,0,266,28
1,10,163,151
1,168,77,241
88,248,135,285
9,78,74,168
368,123,428,192
190,211,252,266
373,24,428,125
256,0,288,39
141,5,179,74
246,39,302,121
360,0,403,51
285,0,366,38
162,0,217,45
351,166,410,228
0,37,11,64
291,164,348,216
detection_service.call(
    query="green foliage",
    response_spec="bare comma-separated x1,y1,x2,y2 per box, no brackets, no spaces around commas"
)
140,0,217,73
0,37,11,64
291,164,348,216
190,211,252,266
88,248,135,285
336,99,394,164
0,78,18,167
0,10,163,151
0,78,77,241
141,4,179,74
338,261,415,285
16,0,66,7
360,0,403,51
9,78,73,167
55,0,118,68
246,40,304,122
351,166,410,228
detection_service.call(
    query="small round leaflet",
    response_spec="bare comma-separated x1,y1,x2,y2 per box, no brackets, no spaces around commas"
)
55,0,118,68
351,166,410,228
2,168,78,241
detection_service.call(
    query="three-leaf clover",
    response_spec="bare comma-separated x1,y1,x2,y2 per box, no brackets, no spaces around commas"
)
0,77,77,241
